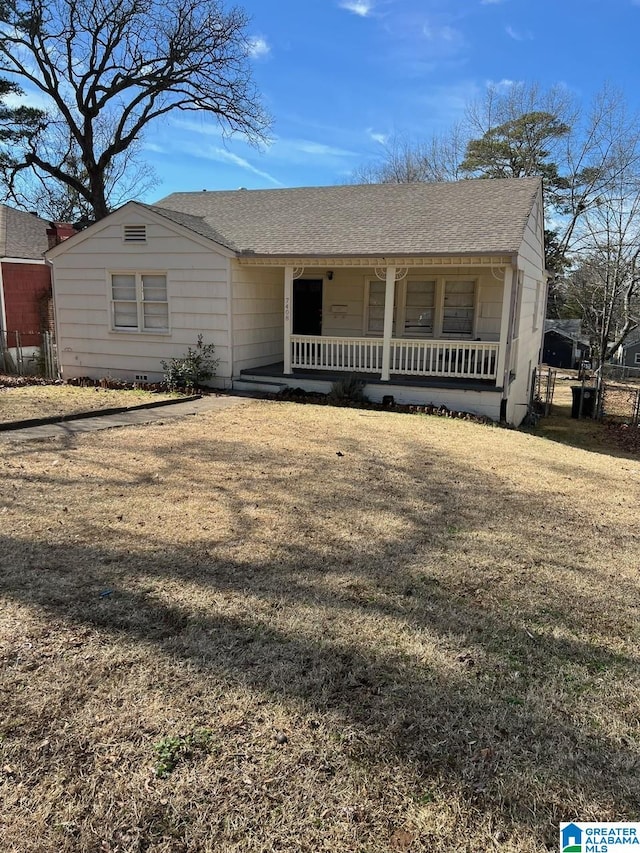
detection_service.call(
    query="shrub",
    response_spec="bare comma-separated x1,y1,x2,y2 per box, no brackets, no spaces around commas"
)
328,374,367,404
161,335,218,391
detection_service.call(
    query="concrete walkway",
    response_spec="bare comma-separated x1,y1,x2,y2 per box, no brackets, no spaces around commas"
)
0,394,249,441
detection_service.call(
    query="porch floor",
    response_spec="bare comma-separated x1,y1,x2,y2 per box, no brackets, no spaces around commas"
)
240,362,502,392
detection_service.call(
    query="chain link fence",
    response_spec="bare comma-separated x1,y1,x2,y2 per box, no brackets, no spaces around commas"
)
599,380,640,426
0,329,58,379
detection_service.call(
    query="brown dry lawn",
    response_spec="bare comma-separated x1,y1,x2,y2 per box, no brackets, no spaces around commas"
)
0,384,179,425
1,400,639,852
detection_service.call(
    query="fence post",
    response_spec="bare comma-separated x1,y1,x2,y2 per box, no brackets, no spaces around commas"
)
0,328,6,373
15,330,23,375
633,389,640,427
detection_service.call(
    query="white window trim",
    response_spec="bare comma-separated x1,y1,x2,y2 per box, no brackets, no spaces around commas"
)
363,277,395,336
108,271,170,334
363,274,479,339
441,276,479,340
634,351,640,366
362,273,480,340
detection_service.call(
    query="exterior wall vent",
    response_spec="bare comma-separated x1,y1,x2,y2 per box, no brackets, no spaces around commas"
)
123,224,147,243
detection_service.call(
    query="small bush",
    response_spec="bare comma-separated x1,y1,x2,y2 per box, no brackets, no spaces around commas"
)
161,335,218,391
328,374,367,404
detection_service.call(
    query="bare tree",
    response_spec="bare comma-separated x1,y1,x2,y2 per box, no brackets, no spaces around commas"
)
350,83,640,342
0,0,270,220
563,155,640,367
352,127,467,184
9,123,159,222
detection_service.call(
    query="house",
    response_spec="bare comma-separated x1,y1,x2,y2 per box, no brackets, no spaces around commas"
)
616,336,640,370
47,177,546,425
0,206,74,369
543,319,590,369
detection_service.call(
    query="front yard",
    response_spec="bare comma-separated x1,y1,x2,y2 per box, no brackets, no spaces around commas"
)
1,400,639,851
0,381,180,424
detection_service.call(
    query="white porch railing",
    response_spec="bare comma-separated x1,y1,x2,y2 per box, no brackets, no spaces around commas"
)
390,339,499,379
291,336,383,372
290,335,499,380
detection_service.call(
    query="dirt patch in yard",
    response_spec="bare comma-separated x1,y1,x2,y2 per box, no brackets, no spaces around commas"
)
1,401,639,851
0,382,180,424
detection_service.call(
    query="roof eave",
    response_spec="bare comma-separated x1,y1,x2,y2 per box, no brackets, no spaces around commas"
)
236,250,518,266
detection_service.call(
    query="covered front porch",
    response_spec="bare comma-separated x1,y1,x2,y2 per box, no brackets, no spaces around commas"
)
234,256,514,385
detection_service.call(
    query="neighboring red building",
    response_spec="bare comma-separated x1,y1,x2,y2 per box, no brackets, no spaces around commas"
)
0,206,74,349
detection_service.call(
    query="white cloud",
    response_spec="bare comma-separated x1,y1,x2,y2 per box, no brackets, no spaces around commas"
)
3,88,50,112
340,1,374,17
486,78,519,92
505,25,533,41
367,129,388,145
291,140,356,157
142,141,166,154
265,136,359,166
248,36,271,59
181,142,283,186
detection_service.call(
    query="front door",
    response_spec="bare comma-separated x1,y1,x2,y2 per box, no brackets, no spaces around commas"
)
293,279,323,335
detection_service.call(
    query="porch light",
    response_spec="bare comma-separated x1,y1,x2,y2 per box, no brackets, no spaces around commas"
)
327,270,334,280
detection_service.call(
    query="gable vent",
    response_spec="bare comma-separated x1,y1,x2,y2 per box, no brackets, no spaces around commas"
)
123,224,147,243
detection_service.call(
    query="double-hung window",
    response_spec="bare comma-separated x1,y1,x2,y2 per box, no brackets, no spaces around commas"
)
365,277,477,338
111,273,169,332
366,280,386,334
442,280,475,337
404,280,435,336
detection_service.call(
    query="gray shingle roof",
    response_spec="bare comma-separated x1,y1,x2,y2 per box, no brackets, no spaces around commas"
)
139,203,237,251
153,177,541,257
0,205,50,259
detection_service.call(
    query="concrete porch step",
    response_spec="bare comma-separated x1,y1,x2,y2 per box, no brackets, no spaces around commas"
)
232,377,288,395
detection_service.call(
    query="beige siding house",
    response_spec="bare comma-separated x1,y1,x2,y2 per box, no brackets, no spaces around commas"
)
47,178,546,426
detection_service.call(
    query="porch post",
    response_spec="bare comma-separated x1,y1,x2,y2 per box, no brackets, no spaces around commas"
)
284,265,293,375
496,264,514,386
381,265,396,382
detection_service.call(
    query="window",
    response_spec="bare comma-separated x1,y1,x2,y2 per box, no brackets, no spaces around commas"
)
366,280,386,334
442,280,475,337
404,280,435,336
364,276,477,338
111,272,168,332
634,352,640,366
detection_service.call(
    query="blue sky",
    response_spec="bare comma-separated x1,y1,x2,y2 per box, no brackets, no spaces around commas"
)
25,0,640,199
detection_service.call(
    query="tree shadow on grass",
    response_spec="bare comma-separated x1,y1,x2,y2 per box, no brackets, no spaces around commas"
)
2,423,640,850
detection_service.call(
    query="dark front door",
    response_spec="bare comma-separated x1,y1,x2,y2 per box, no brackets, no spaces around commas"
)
293,279,323,335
